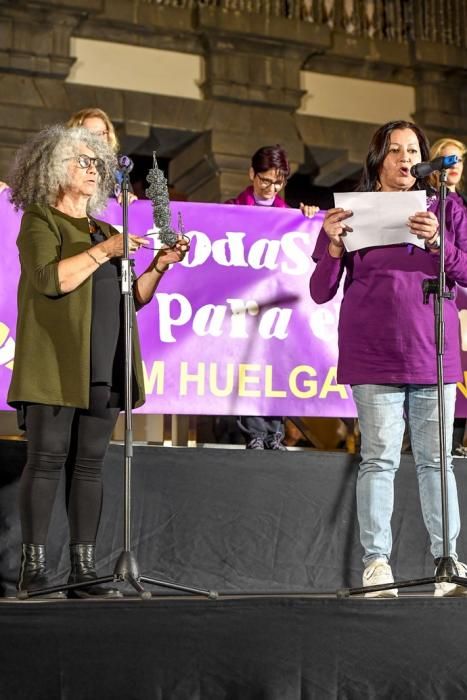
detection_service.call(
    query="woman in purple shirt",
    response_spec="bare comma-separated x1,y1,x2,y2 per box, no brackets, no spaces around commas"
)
430,137,467,455
227,145,318,449
310,120,467,597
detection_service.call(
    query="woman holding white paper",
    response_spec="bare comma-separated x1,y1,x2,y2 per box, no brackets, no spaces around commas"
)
310,120,467,597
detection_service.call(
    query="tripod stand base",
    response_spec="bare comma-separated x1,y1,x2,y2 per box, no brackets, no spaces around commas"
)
17,550,218,600
113,550,218,599
337,556,467,598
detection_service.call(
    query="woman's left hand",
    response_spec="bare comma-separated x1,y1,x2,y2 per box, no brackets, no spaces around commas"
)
408,211,439,242
300,203,320,219
154,237,190,273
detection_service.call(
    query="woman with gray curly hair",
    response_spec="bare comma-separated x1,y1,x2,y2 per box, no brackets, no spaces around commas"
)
7,125,188,598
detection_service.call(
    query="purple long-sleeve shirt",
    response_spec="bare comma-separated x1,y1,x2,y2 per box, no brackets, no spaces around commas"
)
225,186,288,208
310,192,467,385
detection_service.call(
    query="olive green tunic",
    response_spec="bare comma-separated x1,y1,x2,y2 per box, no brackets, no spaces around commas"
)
7,204,146,410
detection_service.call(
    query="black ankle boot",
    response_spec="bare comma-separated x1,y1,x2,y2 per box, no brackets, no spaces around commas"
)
68,544,122,598
17,544,66,599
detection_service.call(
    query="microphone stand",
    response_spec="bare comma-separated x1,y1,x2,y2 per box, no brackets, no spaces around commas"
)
338,170,467,598
19,160,217,600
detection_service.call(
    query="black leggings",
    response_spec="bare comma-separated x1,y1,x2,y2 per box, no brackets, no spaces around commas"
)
19,385,120,545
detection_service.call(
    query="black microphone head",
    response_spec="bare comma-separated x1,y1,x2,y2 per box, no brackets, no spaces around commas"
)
410,161,432,178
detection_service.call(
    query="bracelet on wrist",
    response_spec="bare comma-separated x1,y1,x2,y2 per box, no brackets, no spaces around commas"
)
86,249,101,266
425,234,440,250
155,264,168,274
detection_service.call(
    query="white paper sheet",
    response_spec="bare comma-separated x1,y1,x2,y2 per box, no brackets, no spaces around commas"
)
333,191,427,252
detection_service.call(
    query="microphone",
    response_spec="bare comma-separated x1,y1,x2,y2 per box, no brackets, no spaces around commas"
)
410,155,460,179
117,155,134,173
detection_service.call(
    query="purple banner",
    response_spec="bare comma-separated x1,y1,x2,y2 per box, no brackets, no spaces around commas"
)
1,191,467,416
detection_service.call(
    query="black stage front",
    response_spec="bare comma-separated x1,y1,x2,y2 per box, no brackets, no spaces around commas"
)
1,441,467,698
1,596,467,699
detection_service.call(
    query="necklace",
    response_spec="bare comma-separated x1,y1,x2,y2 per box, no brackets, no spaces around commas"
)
87,217,98,235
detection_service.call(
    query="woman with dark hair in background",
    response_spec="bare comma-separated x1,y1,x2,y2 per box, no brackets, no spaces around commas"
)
8,124,187,597
226,144,319,450
310,120,467,597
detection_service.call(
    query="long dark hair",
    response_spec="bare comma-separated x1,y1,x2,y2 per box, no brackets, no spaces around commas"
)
357,120,431,192
251,145,290,179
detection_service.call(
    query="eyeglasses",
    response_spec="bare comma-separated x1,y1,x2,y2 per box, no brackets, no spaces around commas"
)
64,155,105,171
255,173,285,190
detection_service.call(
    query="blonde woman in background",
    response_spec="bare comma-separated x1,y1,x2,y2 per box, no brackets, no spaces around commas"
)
430,137,467,456
0,107,139,203
66,107,138,204
429,137,466,204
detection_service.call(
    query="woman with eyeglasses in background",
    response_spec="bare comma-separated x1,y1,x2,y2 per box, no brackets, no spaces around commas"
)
225,144,319,450
7,125,187,598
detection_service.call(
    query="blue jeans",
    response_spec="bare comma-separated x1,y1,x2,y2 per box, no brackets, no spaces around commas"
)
352,384,460,565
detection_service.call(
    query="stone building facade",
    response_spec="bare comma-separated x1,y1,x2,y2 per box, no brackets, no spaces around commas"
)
0,0,465,200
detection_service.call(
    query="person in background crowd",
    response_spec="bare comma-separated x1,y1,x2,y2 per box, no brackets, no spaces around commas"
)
430,138,467,456
66,107,138,205
310,120,467,597
226,144,319,450
7,124,187,598
429,137,466,205
0,107,138,205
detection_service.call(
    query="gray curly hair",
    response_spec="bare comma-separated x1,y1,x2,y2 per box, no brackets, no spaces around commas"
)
9,124,118,213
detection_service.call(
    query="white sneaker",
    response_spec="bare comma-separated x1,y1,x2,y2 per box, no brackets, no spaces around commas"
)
434,559,467,597
362,559,398,598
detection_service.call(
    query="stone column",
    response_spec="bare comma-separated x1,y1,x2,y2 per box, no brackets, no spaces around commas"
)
168,7,330,203
169,113,308,203
412,41,467,140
